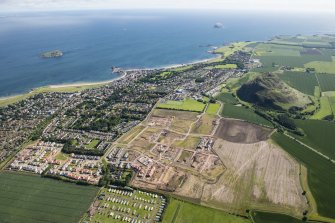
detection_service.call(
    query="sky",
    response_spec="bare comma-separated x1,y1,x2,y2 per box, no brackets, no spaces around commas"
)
0,0,334,12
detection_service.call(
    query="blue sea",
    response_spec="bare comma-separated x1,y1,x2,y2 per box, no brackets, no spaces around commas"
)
0,10,335,97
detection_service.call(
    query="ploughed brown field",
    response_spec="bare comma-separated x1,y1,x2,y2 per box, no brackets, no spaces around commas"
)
214,119,273,143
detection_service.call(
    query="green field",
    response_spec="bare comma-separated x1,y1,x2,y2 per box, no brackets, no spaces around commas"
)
271,133,335,219
251,211,304,223
207,64,238,69
311,96,333,120
305,57,335,74
171,65,194,72
253,43,334,68
157,98,206,112
317,73,335,92
215,92,239,104
293,119,335,160
254,43,301,57
213,42,252,59
222,103,273,127
86,139,100,149
279,71,318,95
329,96,335,114
0,172,99,223
206,103,221,115
162,197,250,223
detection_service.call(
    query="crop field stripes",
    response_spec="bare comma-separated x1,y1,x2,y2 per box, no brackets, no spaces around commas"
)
0,172,98,223
170,203,182,223
284,133,335,164
316,73,335,116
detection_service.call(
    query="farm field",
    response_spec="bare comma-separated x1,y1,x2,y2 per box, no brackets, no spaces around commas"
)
271,133,335,220
251,211,304,223
215,92,239,104
206,103,221,115
293,119,335,160
311,96,333,120
157,98,206,112
317,73,335,92
162,197,250,223
214,119,272,143
304,57,335,74
253,42,334,68
202,138,307,216
278,71,318,95
221,103,273,127
0,172,99,223
329,96,335,113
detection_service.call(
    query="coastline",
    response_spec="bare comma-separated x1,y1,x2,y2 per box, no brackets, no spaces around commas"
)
0,53,222,105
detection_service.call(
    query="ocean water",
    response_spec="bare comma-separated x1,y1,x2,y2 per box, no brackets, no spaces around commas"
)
0,10,335,97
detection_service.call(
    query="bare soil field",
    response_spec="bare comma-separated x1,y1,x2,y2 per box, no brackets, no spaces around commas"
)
201,139,308,215
214,119,272,143
172,136,201,150
151,109,199,134
191,114,218,135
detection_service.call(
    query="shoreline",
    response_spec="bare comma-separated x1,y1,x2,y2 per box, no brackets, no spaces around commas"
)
0,54,221,102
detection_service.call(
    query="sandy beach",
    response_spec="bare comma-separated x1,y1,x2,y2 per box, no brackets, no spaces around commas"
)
0,53,220,104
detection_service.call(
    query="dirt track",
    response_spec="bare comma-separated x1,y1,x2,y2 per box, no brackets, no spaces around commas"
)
214,119,272,143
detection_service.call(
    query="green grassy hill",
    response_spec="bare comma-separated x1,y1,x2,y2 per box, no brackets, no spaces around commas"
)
237,73,312,111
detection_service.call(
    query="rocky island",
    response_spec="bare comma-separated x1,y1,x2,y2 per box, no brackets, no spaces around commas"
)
41,50,63,58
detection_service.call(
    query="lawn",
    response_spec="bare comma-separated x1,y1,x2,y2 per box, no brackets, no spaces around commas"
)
171,65,193,72
0,172,99,223
162,197,250,223
311,97,333,120
278,71,318,95
55,152,69,161
157,98,206,112
222,103,273,127
317,73,335,92
207,64,238,69
305,57,335,74
86,139,100,149
251,211,304,223
271,133,335,220
206,103,221,115
293,119,335,160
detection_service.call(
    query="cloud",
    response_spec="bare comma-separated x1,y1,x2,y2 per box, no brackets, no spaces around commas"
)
0,0,334,12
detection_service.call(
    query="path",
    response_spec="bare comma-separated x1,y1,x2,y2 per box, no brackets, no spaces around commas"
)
284,132,335,164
